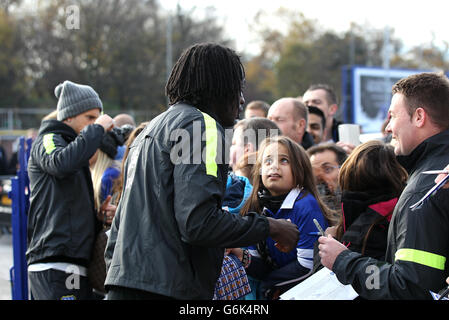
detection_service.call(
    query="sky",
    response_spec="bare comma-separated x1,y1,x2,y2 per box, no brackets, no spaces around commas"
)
162,0,449,55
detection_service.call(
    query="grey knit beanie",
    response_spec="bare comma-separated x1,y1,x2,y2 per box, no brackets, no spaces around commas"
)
55,80,103,121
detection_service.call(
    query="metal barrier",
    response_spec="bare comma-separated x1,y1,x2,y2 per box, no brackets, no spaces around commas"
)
9,137,31,300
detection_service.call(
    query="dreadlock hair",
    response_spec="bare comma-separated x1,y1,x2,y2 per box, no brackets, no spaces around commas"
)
165,42,245,114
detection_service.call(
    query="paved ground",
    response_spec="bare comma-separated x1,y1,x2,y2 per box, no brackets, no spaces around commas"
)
0,232,13,300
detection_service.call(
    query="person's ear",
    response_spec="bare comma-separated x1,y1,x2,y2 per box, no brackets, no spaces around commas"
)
329,104,338,117
413,107,426,128
245,142,255,154
298,118,307,131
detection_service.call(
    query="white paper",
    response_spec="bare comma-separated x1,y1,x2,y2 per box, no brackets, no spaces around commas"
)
338,124,361,146
279,267,359,300
430,291,448,300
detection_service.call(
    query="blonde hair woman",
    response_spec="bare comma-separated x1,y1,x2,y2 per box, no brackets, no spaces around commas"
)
88,126,129,295
90,149,122,216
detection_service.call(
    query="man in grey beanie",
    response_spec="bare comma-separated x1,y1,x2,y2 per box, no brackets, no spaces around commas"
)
55,80,106,133
27,80,116,300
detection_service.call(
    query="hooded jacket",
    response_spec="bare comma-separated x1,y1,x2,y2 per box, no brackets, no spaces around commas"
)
104,103,270,299
340,191,398,260
27,120,104,267
333,129,449,299
222,173,253,215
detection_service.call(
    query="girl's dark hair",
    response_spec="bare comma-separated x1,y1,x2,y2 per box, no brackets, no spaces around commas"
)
240,136,336,225
165,42,245,114
338,140,407,196
336,140,408,251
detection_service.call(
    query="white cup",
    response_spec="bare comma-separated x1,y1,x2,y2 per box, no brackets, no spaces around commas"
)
338,124,360,146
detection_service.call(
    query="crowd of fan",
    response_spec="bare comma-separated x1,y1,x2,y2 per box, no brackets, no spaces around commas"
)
23,43,449,301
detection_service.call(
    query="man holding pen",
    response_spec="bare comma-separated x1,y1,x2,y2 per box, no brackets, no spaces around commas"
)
319,72,449,299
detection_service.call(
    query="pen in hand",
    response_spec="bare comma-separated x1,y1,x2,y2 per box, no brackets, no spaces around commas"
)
313,218,325,237
422,170,449,175
438,285,449,300
410,172,449,210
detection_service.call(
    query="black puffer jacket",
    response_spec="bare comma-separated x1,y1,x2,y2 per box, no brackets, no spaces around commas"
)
27,120,104,267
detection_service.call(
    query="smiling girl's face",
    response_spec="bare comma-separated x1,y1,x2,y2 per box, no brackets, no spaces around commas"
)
261,142,296,196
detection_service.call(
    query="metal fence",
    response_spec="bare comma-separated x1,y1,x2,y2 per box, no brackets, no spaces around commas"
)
9,137,31,300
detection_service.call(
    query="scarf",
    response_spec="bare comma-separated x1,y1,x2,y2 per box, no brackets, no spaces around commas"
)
257,188,289,215
256,189,290,270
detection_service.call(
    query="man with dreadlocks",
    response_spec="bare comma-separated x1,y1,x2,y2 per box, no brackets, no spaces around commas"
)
104,43,299,300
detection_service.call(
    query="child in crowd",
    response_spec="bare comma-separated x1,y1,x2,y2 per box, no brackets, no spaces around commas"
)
228,136,335,299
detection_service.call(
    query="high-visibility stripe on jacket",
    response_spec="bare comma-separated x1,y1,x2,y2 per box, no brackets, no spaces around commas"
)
104,103,270,299
333,129,449,300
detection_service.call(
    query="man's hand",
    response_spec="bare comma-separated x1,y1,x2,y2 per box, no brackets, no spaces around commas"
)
336,141,356,155
98,195,117,225
318,234,348,270
95,114,114,132
324,226,338,237
267,217,299,253
434,164,449,189
226,248,243,260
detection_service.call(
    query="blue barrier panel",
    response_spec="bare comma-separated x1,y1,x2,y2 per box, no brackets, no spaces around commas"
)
9,137,32,300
